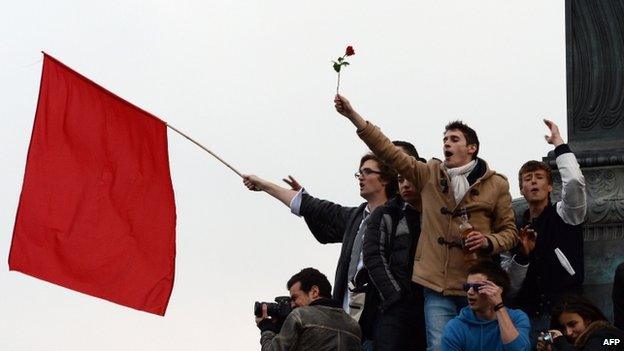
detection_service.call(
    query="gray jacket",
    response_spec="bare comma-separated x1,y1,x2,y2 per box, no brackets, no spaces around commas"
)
260,298,363,351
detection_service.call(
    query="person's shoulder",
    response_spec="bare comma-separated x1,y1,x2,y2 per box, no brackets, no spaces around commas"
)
378,197,404,213
443,314,467,333
428,158,442,167
475,160,509,186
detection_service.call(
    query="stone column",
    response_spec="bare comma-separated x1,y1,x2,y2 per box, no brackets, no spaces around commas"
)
513,0,624,320
562,0,624,320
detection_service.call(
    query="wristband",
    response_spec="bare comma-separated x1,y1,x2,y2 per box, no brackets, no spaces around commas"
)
494,302,505,311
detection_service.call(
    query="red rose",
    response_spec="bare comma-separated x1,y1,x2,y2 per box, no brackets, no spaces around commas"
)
345,46,355,56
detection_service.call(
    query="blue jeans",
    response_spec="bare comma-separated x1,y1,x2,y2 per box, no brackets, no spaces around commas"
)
423,288,467,351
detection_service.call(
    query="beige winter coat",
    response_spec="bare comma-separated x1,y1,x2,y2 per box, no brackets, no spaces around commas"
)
358,122,518,296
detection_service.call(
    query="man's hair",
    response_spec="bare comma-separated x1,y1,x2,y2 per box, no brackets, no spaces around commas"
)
444,120,480,159
550,294,608,328
360,153,398,198
287,268,332,298
467,260,510,296
392,140,426,162
518,160,553,189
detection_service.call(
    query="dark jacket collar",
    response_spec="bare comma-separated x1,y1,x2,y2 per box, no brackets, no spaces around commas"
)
309,297,342,309
466,158,487,185
522,199,555,225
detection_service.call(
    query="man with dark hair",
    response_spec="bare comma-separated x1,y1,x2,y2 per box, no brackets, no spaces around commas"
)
501,119,586,348
256,267,362,351
441,260,531,351
243,154,397,348
361,140,427,350
334,95,517,351
443,121,480,159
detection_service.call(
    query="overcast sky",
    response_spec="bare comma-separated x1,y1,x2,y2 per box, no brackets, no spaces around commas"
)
1,1,567,349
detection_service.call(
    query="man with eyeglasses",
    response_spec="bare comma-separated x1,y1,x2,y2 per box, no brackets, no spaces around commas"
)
333,94,518,351
242,153,397,349
441,260,530,351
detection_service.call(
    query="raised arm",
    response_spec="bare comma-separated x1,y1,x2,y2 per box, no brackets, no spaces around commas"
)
543,119,587,225
243,174,299,207
334,94,429,190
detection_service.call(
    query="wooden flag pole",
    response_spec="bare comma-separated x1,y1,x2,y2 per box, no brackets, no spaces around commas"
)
166,123,243,178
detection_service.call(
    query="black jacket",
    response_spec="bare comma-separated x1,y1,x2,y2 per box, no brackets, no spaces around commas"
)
299,193,368,304
552,321,624,351
363,196,422,310
513,203,584,317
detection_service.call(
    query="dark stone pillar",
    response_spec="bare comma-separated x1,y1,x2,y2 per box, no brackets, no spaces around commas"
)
513,0,624,321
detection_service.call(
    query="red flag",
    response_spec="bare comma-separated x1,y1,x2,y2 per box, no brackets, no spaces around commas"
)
9,53,177,316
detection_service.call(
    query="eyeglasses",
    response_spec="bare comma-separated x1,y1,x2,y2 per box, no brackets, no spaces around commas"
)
354,168,382,178
462,283,483,292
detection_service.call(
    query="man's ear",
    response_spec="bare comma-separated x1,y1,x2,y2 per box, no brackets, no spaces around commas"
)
467,144,477,157
309,285,320,299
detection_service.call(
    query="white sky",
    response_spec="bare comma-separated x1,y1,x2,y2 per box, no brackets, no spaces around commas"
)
1,1,566,350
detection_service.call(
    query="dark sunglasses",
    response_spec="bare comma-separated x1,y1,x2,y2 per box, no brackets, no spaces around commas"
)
462,283,483,292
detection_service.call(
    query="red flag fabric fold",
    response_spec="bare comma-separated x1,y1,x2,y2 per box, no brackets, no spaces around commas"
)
9,53,176,316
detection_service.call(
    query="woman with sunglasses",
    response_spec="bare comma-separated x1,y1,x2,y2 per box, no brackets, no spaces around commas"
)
537,294,624,351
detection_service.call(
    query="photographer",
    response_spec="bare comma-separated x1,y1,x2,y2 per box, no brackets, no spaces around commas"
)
537,295,624,351
256,268,363,351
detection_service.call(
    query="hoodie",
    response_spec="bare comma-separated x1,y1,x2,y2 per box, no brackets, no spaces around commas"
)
441,306,530,351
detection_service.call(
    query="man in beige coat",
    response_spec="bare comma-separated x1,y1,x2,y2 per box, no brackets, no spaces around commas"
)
334,94,518,351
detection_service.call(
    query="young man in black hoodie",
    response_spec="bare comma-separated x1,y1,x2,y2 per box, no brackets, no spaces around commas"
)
363,141,427,351
502,119,587,348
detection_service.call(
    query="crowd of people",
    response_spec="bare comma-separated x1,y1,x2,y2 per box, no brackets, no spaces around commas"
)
245,95,624,351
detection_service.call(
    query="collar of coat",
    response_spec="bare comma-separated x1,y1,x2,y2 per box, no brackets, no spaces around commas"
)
309,297,342,309
574,320,617,347
433,157,493,186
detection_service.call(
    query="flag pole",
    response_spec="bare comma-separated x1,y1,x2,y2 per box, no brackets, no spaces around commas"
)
165,123,243,178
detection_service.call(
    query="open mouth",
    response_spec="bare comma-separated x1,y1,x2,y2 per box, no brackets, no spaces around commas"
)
359,182,365,190
467,298,477,305
530,188,539,193
444,151,453,158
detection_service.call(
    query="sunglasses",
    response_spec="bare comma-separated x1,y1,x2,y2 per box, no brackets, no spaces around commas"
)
462,283,483,292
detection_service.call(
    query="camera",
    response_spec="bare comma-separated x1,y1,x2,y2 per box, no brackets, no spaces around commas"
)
254,296,292,319
538,331,554,344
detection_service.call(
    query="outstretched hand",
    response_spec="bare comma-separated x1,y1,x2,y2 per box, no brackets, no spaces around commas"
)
543,119,564,147
243,174,264,191
282,175,302,191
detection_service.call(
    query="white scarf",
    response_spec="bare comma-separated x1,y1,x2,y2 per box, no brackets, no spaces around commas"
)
444,159,477,204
